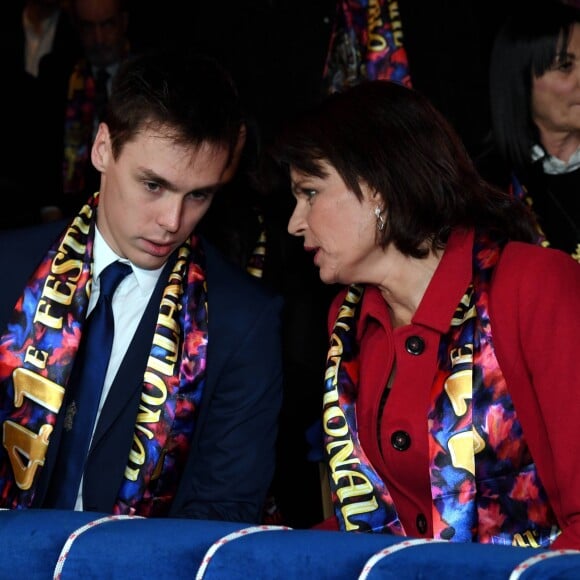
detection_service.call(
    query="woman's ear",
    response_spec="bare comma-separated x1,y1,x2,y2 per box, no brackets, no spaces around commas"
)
91,123,111,172
365,185,384,210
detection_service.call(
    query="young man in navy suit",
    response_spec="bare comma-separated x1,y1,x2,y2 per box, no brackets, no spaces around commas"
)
0,47,283,522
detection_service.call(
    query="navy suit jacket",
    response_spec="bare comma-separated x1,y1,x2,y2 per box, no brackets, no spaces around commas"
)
0,220,283,523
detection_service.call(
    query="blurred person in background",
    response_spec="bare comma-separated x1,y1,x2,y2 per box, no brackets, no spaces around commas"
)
478,0,580,262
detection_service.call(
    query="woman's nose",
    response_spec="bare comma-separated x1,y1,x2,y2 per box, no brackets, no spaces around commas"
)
287,202,307,236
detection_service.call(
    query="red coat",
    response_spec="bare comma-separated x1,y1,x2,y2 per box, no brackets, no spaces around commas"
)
320,228,580,550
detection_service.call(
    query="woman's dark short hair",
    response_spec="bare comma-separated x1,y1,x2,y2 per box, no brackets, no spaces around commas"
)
272,80,538,257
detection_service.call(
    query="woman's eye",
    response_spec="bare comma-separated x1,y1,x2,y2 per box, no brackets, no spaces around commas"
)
551,56,574,72
291,182,319,201
558,61,573,72
297,188,318,204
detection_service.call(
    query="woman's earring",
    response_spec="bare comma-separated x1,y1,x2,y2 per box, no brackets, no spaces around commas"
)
374,206,385,231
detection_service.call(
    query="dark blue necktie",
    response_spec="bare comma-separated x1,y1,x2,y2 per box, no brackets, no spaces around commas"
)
45,261,131,509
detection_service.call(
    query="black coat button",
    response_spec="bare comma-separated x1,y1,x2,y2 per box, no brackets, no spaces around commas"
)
405,335,425,355
391,430,411,451
416,513,427,534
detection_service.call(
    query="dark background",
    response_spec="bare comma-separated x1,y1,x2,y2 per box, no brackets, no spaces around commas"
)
128,0,512,158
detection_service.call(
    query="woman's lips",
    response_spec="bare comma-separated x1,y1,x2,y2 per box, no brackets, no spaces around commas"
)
304,245,320,265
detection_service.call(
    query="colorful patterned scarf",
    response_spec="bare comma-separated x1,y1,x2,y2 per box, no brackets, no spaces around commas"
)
246,211,266,279
62,58,96,195
323,283,405,534
510,172,580,262
322,0,412,94
0,193,208,517
324,231,560,546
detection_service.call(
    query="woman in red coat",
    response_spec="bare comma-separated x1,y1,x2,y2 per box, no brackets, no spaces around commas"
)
271,79,580,549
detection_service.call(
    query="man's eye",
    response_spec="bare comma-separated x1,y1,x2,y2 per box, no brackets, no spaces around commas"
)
190,191,210,201
145,181,160,193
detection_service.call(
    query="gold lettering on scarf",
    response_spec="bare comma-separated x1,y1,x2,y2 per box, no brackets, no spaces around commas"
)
12,368,65,412
444,297,484,476
140,372,168,410
135,407,161,433
367,1,404,53
158,293,182,335
34,300,63,330
42,276,76,306
324,405,349,437
54,208,90,269
127,432,147,471
124,247,187,482
3,369,65,489
334,470,375,503
149,330,179,373
24,346,48,369
367,1,387,52
448,431,475,476
34,218,89,329
3,213,91,490
323,285,379,530
387,1,403,45
444,368,472,416
512,529,541,548
64,204,92,239
451,300,476,326
3,422,52,490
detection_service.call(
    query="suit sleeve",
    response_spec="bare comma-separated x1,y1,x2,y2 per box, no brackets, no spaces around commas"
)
170,290,284,523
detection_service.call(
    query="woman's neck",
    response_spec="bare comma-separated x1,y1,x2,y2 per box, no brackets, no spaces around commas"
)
376,249,442,328
538,128,580,163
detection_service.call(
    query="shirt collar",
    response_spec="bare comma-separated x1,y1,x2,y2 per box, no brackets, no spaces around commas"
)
531,144,580,175
91,62,120,80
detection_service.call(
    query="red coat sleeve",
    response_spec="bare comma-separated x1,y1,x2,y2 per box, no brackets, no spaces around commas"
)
491,243,580,550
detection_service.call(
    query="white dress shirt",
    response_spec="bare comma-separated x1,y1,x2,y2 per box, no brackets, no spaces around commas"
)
531,144,580,175
74,227,164,509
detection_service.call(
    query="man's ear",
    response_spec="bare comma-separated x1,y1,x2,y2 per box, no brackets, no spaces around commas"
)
91,123,111,172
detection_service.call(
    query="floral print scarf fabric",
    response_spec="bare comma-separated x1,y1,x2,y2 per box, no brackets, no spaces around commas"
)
322,0,412,93
63,59,97,195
